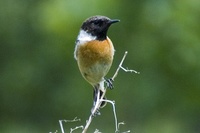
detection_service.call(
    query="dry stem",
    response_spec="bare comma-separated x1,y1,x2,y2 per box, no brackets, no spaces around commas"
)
82,51,139,133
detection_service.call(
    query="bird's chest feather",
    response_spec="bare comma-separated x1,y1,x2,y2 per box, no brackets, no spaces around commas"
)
76,39,114,84
77,39,114,68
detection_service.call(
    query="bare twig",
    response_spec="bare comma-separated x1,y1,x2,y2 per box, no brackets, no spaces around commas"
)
94,129,102,133
59,120,65,133
70,126,84,133
118,122,131,133
102,99,118,132
82,51,138,133
112,51,139,81
49,130,58,133
118,122,126,129
59,117,81,133
82,89,101,133
51,51,136,133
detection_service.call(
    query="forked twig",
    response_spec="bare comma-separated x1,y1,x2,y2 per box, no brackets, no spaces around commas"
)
51,51,138,133
112,51,139,81
59,117,82,133
82,51,139,133
102,99,118,132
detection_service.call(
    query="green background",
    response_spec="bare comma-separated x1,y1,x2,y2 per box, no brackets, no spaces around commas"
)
1,0,200,132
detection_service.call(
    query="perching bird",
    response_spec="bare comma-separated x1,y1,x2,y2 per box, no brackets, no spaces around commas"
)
74,15,120,109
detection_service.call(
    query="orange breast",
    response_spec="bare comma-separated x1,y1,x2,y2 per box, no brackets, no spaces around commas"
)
76,37,115,84
77,37,114,67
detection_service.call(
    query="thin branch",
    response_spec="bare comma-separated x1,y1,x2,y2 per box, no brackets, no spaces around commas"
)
111,51,128,81
112,51,139,81
52,52,136,133
82,51,137,133
118,122,131,133
120,66,140,74
70,126,84,133
59,120,65,133
94,129,102,133
102,99,118,132
59,117,81,133
82,89,101,133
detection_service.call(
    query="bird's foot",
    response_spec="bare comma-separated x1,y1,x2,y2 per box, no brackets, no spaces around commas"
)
105,78,114,89
91,108,101,117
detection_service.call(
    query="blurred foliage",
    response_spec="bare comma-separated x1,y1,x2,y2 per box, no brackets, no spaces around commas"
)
0,0,200,133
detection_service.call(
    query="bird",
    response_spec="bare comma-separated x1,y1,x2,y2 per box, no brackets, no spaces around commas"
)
74,15,120,111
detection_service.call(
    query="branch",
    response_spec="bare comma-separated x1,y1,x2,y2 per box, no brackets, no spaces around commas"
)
118,122,131,133
70,126,84,133
82,51,138,133
112,51,139,81
82,88,101,133
59,117,82,133
102,99,118,132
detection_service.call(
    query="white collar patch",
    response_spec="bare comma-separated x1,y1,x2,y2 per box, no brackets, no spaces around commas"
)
76,30,96,45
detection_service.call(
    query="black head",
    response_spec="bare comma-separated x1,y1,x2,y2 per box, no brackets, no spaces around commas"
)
81,16,120,41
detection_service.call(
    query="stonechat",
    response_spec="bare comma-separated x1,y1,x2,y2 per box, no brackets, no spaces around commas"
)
74,15,120,109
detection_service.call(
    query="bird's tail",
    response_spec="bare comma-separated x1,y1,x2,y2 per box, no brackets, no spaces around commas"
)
93,81,107,108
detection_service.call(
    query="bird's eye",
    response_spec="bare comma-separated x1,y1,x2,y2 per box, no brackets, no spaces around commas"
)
93,20,103,26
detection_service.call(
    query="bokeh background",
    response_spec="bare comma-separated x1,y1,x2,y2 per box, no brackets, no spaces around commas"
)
1,0,200,133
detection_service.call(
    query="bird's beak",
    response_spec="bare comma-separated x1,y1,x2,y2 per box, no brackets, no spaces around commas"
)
109,19,120,24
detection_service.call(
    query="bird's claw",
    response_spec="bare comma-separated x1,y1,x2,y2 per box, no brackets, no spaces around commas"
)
105,78,114,89
91,108,101,117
